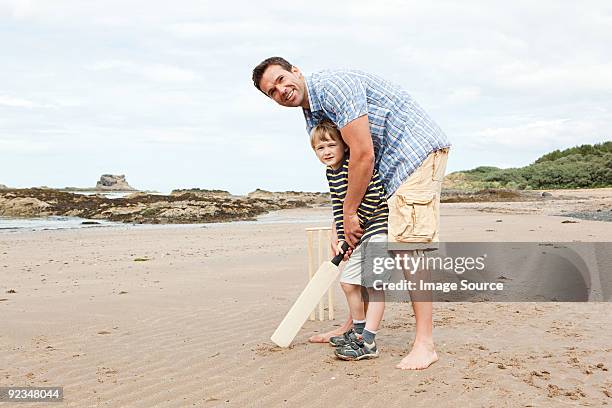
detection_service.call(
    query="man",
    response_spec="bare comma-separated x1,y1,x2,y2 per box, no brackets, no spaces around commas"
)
252,57,450,370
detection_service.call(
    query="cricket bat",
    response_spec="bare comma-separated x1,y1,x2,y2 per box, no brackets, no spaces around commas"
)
271,242,349,347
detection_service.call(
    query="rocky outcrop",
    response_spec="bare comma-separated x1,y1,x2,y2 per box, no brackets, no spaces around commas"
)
95,174,136,191
0,189,310,224
0,194,51,216
0,186,566,224
247,189,330,206
0,184,7,189
441,189,543,203
170,189,232,199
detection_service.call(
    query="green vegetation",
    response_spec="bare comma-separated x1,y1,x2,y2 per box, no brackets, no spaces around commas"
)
445,142,612,190
535,141,612,163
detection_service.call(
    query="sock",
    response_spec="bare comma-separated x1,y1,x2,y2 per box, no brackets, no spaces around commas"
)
352,319,366,334
362,329,377,344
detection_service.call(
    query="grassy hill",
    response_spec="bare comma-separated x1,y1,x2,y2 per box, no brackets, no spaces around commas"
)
444,141,612,190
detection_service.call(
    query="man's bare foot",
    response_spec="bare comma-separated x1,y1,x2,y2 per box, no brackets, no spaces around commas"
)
396,341,438,370
308,328,346,343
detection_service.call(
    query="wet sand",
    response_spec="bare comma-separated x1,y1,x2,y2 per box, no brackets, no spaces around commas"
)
1,196,611,407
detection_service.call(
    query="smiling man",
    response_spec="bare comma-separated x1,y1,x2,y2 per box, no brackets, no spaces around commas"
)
252,56,450,370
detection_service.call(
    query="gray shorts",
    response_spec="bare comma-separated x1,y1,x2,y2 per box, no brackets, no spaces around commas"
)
340,233,391,288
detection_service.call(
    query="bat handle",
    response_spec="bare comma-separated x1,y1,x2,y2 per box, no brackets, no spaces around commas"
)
331,241,350,266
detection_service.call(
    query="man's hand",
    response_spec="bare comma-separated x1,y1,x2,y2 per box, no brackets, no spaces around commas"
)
343,212,363,248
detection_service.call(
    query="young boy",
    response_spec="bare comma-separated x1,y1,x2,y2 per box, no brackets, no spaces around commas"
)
310,120,389,360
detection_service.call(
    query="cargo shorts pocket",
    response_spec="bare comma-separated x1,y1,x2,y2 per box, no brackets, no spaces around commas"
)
388,191,437,242
432,148,449,182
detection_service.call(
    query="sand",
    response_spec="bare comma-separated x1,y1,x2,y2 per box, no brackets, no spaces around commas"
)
1,196,611,407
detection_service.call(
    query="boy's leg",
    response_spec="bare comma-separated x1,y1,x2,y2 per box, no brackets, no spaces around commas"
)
310,285,366,343
308,314,352,343
341,282,366,322
334,287,382,361
334,235,387,361
327,244,368,347
327,283,366,347
363,287,384,343
309,293,370,343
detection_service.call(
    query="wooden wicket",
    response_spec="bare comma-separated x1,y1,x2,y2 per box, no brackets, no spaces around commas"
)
305,227,335,321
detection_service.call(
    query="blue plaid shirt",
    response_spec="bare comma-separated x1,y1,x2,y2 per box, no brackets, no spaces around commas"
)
303,69,451,197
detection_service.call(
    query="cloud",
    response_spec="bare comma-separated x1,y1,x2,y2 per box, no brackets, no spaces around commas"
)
496,62,612,92
1,1,610,191
0,95,40,108
164,22,260,38
88,60,200,82
472,119,605,152
445,87,481,105
0,137,52,153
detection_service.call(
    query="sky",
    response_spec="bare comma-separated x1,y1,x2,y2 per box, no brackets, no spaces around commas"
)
1,0,611,194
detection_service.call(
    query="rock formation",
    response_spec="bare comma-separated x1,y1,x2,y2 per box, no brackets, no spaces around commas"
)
0,194,50,217
0,186,563,225
0,188,310,224
171,188,232,198
95,174,136,191
0,184,8,189
247,189,330,206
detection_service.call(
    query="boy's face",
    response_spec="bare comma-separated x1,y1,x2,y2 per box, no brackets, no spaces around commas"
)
313,138,346,169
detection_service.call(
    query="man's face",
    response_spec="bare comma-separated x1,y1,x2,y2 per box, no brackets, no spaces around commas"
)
258,65,308,108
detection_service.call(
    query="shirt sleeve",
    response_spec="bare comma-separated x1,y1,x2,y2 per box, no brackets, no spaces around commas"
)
320,72,368,129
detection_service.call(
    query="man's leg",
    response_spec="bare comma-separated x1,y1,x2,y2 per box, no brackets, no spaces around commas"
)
388,149,449,369
396,254,438,369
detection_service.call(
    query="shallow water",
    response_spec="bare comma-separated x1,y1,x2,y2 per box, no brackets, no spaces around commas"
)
0,216,120,232
64,191,133,199
0,209,332,233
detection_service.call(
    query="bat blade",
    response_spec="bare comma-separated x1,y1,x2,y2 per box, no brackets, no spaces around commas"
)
271,261,340,347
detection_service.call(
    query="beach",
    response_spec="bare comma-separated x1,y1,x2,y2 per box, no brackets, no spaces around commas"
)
1,199,611,407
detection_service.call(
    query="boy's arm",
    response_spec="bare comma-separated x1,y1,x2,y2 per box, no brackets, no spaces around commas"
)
330,221,338,254
340,115,375,248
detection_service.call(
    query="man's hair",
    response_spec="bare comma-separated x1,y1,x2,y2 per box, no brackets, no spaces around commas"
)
252,56,293,92
310,120,344,150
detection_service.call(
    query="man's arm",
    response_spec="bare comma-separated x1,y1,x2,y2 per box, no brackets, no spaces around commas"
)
340,115,375,248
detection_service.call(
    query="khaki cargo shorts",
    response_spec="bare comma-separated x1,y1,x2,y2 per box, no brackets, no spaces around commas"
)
388,148,449,250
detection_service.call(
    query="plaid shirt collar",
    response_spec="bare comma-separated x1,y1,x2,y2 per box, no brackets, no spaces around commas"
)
304,74,323,113
302,74,326,129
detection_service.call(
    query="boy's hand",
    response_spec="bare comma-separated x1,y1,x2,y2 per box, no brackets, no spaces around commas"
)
330,234,339,257
334,240,352,262
331,222,352,261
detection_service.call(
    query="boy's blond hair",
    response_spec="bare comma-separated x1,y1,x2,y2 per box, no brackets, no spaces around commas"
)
310,120,345,149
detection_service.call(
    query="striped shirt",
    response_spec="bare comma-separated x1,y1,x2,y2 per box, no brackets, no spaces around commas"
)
327,157,388,242
303,69,451,197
